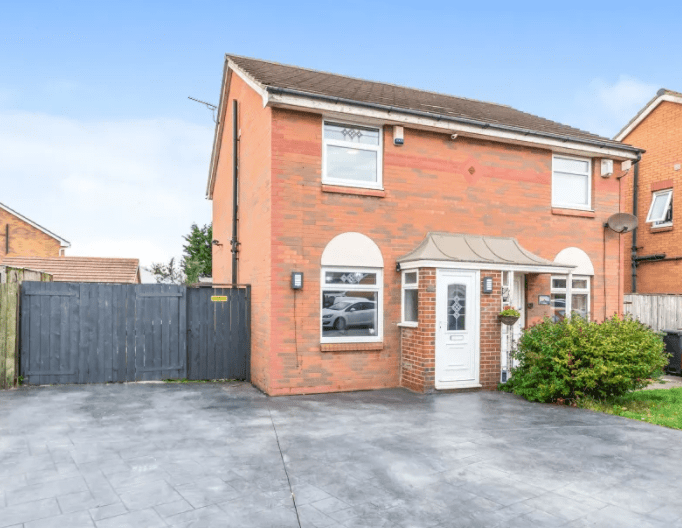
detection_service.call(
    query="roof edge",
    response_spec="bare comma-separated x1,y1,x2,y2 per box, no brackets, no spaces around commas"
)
615,89,682,141
0,202,70,247
266,86,643,158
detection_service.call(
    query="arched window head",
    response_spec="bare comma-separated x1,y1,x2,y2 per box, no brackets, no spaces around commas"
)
321,232,383,268
554,247,594,275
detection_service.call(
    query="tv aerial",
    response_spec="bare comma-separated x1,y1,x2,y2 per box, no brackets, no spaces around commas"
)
188,97,218,123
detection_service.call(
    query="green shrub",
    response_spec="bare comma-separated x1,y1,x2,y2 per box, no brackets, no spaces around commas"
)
501,315,668,403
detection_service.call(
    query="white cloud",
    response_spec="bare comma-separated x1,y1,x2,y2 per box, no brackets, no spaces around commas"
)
573,75,658,137
0,111,213,281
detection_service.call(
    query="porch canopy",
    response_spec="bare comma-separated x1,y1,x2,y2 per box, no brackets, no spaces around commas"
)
397,232,575,274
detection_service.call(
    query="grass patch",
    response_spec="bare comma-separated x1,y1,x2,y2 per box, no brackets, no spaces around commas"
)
579,388,682,430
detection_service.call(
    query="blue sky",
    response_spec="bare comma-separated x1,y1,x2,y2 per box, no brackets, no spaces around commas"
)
2,1,680,278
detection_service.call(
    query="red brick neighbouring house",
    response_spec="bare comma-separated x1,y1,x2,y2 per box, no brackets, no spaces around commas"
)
0,202,70,258
207,55,642,396
616,89,682,294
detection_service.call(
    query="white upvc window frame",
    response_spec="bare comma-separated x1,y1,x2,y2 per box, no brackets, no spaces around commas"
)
400,270,419,327
320,266,383,344
646,189,673,227
551,154,592,211
322,119,383,190
550,275,590,320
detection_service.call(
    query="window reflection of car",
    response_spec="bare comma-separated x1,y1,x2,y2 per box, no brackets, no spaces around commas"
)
323,291,347,308
551,298,587,321
322,298,376,331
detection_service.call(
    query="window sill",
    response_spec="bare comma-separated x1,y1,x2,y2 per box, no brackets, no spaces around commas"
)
651,225,673,233
551,207,596,218
398,322,418,328
320,342,384,352
322,184,386,198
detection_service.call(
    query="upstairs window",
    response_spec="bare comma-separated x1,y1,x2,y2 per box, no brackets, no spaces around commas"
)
646,189,673,227
323,121,382,189
552,155,591,210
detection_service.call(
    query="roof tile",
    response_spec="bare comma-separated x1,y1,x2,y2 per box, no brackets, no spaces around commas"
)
228,54,635,150
0,257,140,284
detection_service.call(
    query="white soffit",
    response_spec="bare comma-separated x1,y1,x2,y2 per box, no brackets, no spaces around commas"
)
554,247,594,276
321,232,384,268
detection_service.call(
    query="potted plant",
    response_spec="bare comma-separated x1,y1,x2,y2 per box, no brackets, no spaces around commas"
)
499,307,521,326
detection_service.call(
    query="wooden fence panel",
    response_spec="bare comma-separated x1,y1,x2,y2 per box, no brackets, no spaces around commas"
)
0,283,20,389
187,286,250,381
624,294,682,332
19,282,249,385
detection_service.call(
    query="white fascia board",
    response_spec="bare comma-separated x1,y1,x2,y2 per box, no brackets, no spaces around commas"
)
615,94,682,141
206,60,270,199
206,60,231,199
0,202,70,247
227,60,269,107
398,260,576,274
267,93,640,161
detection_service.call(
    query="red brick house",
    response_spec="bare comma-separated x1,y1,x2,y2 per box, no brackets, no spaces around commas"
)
207,55,642,396
616,89,682,294
0,202,70,258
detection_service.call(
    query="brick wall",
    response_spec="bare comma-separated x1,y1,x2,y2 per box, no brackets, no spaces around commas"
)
400,269,435,392
211,73,273,393
0,210,63,259
479,271,503,390
213,83,625,395
622,101,682,294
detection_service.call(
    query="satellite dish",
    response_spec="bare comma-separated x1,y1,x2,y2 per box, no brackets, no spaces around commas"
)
606,213,638,233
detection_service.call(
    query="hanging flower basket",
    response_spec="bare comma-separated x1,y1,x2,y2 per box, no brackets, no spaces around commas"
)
500,315,520,326
499,307,521,326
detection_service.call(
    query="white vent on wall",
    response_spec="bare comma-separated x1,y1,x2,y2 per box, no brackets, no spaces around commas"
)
601,159,614,177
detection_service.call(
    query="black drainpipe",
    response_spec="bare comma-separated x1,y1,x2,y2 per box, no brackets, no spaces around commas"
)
631,157,640,292
231,99,240,285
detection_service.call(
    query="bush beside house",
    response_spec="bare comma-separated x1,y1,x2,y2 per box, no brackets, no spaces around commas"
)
502,315,668,402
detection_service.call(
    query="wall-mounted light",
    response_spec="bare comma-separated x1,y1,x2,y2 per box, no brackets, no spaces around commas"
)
291,271,303,290
212,239,222,246
395,262,401,272
483,276,493,294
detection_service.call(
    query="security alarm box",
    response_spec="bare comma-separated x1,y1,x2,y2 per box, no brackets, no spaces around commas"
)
601,159,614,177
393,126,404,146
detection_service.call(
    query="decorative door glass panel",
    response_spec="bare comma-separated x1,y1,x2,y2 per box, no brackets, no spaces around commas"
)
447,284,466,331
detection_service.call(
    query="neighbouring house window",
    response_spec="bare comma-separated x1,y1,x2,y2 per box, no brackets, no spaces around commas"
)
401,271,418,325
646,189,673,227
321,268,383,342
322,121,382,189
552,155,591,210
550,276,590,321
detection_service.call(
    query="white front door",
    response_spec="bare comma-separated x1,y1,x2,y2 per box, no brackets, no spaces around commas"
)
436,269,480,389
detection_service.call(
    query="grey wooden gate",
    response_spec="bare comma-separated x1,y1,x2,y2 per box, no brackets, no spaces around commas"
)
187,286,250,381
20,282,250,385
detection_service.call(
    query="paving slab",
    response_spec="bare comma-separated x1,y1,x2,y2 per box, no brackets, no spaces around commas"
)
1,382,682,527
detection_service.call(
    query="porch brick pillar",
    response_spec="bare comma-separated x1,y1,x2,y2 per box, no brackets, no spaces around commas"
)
479,271,503,390
400,268,436,392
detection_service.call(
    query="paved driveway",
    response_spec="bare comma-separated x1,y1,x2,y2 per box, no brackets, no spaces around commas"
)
1,383,682,528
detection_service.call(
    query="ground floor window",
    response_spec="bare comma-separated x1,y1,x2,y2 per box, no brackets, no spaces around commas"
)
551,275,590,321
401,271,418,325
321,268,382,342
